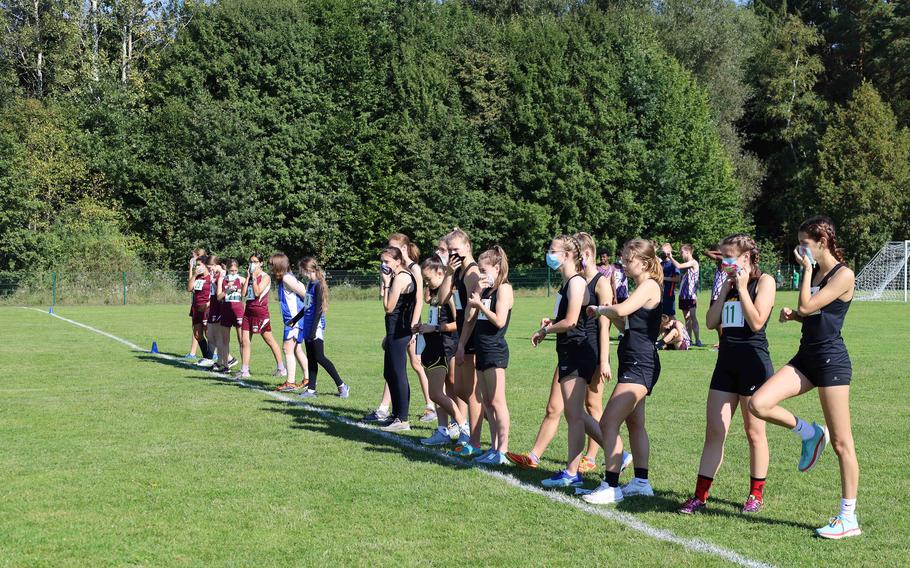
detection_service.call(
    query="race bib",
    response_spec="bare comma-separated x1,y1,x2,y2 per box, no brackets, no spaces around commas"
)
193,279,204,291
225,289,241,303
246,285,255,301
722,301,744,328
477,298,492,321
808,286,821,316
552,293,562,319
428,306,439,326
303,292,313,310
453,291,463,311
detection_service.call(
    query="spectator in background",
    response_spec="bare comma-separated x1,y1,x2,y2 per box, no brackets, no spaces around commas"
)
705,244,725,350
660,243,680,319
597,249,614,279
669,244,703,347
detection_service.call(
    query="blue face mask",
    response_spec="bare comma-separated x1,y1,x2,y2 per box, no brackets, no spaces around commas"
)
546,252,563,270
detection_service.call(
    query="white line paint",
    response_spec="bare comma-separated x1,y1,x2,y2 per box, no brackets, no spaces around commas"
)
26,307,775,568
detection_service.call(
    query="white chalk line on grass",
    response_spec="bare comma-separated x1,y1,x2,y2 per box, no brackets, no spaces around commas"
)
26,307,775,568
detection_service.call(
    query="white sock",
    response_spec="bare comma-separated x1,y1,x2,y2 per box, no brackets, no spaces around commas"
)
840,498,856,519
378,404,389,413
793,417,815,441
459,422,470,435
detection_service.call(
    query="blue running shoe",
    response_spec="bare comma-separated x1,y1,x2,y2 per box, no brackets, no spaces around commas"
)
816,515,861,539
448,443,482,458
799,422,829,472
542,469,584,488
472,448,495,462
181,353,198,362
337,384,350,399
420,428,451,446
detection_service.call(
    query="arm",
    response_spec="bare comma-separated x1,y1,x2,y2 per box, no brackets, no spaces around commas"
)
187,262,195,292
595,276,613,380
598,279,659,319
241,272,251,298
383,273,408,314
216,275,226,301
670,256,697,270
706,279,732,330
796,267,854,317
437,256,461,305
456,265,482,349
252,273,270,296
541,277,586,335
740,273,776,332
410,266,424,330
307,283,325,341
473,284,513,329
281,273,307,297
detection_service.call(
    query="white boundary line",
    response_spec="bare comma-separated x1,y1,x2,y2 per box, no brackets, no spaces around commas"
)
24,307,775,568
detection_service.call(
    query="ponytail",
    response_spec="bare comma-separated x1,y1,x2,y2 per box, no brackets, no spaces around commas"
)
299,256,329,313
388,232,420,263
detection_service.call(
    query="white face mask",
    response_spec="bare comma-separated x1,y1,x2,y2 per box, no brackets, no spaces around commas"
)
249,262,260,273
437,251,449,266
195,265,205,275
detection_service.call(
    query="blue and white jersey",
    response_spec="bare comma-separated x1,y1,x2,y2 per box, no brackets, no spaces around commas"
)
277,273,306,326
300,279,327,340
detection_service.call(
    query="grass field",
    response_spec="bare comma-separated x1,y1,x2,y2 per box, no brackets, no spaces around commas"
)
1,292,908,567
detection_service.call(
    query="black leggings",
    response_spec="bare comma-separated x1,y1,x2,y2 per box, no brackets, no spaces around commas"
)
305,339,343,391
384,335,410,421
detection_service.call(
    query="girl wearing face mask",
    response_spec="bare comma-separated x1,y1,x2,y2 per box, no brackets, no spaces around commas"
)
582,239,662,505
187,254,213,364
679,234,775,516
436,228,485,457
433,237,466,435
196,255,223,368
235,253,285,380
297,257,348,398
219,259,245,369
183,247,208,360
270,252,311,393
211,260,238,373
417,254,469,447
466,245,513,465
377,246,418,432
749,217,860,539
508,233,631,475
532,235,598,488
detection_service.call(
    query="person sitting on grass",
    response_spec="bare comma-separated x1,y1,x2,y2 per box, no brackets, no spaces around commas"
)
657,315,690,350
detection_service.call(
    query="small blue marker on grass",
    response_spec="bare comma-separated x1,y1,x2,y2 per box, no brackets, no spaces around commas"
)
151,341,159,354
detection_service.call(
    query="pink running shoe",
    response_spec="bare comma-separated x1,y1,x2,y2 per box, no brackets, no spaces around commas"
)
679,497,706,515
742,495,763,514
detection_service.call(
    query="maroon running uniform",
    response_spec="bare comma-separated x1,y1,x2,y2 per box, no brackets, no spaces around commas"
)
242,274,272,334
208,273,223,325
189,274,211,325
220,273,245,328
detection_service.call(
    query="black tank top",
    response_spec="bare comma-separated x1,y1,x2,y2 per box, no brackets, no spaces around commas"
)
619,302,662,361
720,275,769,350
385,272,416,338
554,274,589,349
453,262,478,332
583,273,603,352
474,287,510,356
424,297,457,357
801,263,851,346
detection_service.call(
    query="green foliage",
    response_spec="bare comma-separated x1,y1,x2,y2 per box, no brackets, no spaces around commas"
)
815,82,910,263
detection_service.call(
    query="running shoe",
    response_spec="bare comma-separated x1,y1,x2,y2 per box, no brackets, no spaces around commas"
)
448,443,482,458
741,495,763,514
541,470,584,488
419,407,437,423
420,428,452,446
272,368,288,378
362,409,390,422
695,341,704,348
472,448,495,462
337,384,350,399
581,482,623,504
620,478,654,497
275,381,302,392
679,497,706,515
506,452,539,470
181,353,198,362
621,451,633,473
456,431,471,446
196,358,215,368
380,419,411,432
227,357,238,368
578,456,597,474
476,451,507,465
798,422,829,472
815,515,861,540
233,370,251,380
211,363,226,373
298,389,317,398
446,423,460,439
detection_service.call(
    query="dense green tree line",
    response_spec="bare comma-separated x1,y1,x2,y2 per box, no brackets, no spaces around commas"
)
0,0,907,274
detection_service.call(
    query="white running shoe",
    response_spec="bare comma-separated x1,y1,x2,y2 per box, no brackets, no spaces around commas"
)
446,423,460,439
620,478,654,497
196,358,215,368
421,428,452,446
581,482,624,505
272,368,288,378
380,419,411,432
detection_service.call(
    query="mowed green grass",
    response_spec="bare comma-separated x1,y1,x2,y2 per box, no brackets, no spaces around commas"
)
0,292,907,567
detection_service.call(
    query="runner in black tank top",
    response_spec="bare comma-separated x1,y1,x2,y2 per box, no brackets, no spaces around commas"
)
680,235,776,516
748,217,860,539
474,287,511,371
379,248,417,430
454,262,479,354
554,274,596,382
617,302,662,394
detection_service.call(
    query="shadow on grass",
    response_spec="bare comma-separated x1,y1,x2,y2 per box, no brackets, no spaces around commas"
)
133,350,817,531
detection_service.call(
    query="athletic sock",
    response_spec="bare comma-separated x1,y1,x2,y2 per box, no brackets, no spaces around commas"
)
604,471,620,488
695,474,713,502
749,477,766,500
528,451,540,465
840,498,856,520
459,422,470,435
793,417,815,441
378,404,389,413
437,426,447,435
277,362,286,372
240,365,249,374
633,468,649,481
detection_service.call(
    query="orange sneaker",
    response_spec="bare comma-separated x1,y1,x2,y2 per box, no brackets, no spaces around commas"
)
578,455,597,473
505,452,539,469
275,381,304,392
